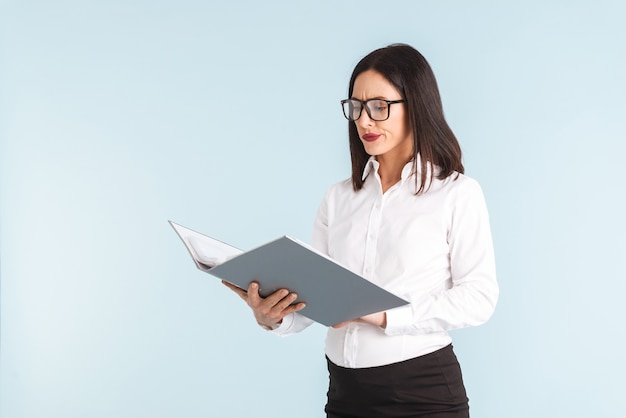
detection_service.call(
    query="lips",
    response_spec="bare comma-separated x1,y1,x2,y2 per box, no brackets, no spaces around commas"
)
362,133,381,142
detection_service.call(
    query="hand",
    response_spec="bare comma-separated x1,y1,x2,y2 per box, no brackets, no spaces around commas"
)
332,311,387,329
222,281,306,329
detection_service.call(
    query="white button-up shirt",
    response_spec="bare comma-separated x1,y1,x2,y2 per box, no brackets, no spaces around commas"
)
274,157,498,368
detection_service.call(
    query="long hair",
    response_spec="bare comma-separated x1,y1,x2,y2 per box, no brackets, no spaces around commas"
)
348,44,464,193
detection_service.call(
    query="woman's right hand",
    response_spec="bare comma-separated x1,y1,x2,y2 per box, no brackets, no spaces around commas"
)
222,281,306,329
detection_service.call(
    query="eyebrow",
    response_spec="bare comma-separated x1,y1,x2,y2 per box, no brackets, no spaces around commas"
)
349,96,392,101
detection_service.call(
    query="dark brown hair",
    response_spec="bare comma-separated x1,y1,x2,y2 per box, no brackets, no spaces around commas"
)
348,43,464,193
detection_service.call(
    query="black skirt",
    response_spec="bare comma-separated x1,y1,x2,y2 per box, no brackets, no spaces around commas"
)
325,344,469,418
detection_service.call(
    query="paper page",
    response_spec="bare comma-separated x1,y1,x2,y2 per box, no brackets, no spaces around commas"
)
169,221,243,269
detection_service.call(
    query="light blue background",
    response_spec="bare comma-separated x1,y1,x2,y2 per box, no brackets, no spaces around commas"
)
2,1,625,417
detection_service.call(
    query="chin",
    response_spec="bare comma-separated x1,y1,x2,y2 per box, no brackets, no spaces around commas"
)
363,144,385,157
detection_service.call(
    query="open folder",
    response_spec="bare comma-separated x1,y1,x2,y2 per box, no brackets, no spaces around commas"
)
169,221,409,327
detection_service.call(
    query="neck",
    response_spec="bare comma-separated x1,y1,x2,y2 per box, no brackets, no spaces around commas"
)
377,154,411,193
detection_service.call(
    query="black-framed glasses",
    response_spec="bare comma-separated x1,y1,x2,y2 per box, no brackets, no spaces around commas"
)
341,98,406,121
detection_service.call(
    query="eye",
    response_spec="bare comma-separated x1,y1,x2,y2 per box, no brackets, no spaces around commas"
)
373,100,388,111
367,100,389,116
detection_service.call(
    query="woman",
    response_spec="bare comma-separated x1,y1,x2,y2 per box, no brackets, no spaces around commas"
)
223,43,498,417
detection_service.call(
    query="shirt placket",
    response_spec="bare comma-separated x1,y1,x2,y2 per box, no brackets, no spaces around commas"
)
363,194,383,278
343,192,385,367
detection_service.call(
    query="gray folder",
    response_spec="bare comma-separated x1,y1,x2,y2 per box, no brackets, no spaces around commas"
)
170,221,408,327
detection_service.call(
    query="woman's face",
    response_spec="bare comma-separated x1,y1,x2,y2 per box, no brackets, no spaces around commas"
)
351,70,413,163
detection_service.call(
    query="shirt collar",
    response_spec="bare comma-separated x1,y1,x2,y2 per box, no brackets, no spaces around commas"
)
361,155,424,183
361,157,378,181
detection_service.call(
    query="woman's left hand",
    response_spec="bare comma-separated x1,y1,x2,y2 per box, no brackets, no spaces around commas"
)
332,311,387,329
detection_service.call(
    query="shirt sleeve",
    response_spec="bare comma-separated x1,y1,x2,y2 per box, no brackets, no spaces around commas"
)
269,312,315,336
384,178,499,335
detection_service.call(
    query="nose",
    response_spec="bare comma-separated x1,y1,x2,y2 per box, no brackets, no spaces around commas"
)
356,107,374,129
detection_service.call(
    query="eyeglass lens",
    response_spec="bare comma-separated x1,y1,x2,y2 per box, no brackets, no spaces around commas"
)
343,99,390,121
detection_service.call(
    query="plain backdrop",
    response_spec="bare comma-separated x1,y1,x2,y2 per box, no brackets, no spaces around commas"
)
1,1,625,417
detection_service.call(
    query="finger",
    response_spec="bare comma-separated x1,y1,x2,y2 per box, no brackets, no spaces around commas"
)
331,320,353,328
249,282,291,308
261,296,302,325
360,311,386,328
282,301,306,315
246,282,267,306
222,280,248,301
261,292,293,318
255,292,299,324
247,282,283,309
269,292,299,314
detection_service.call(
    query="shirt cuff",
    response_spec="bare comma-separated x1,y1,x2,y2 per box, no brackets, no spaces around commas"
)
384,293,434,336
267,312,315,336
259,322,281,331
384,305,414,335
268,312,296,335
